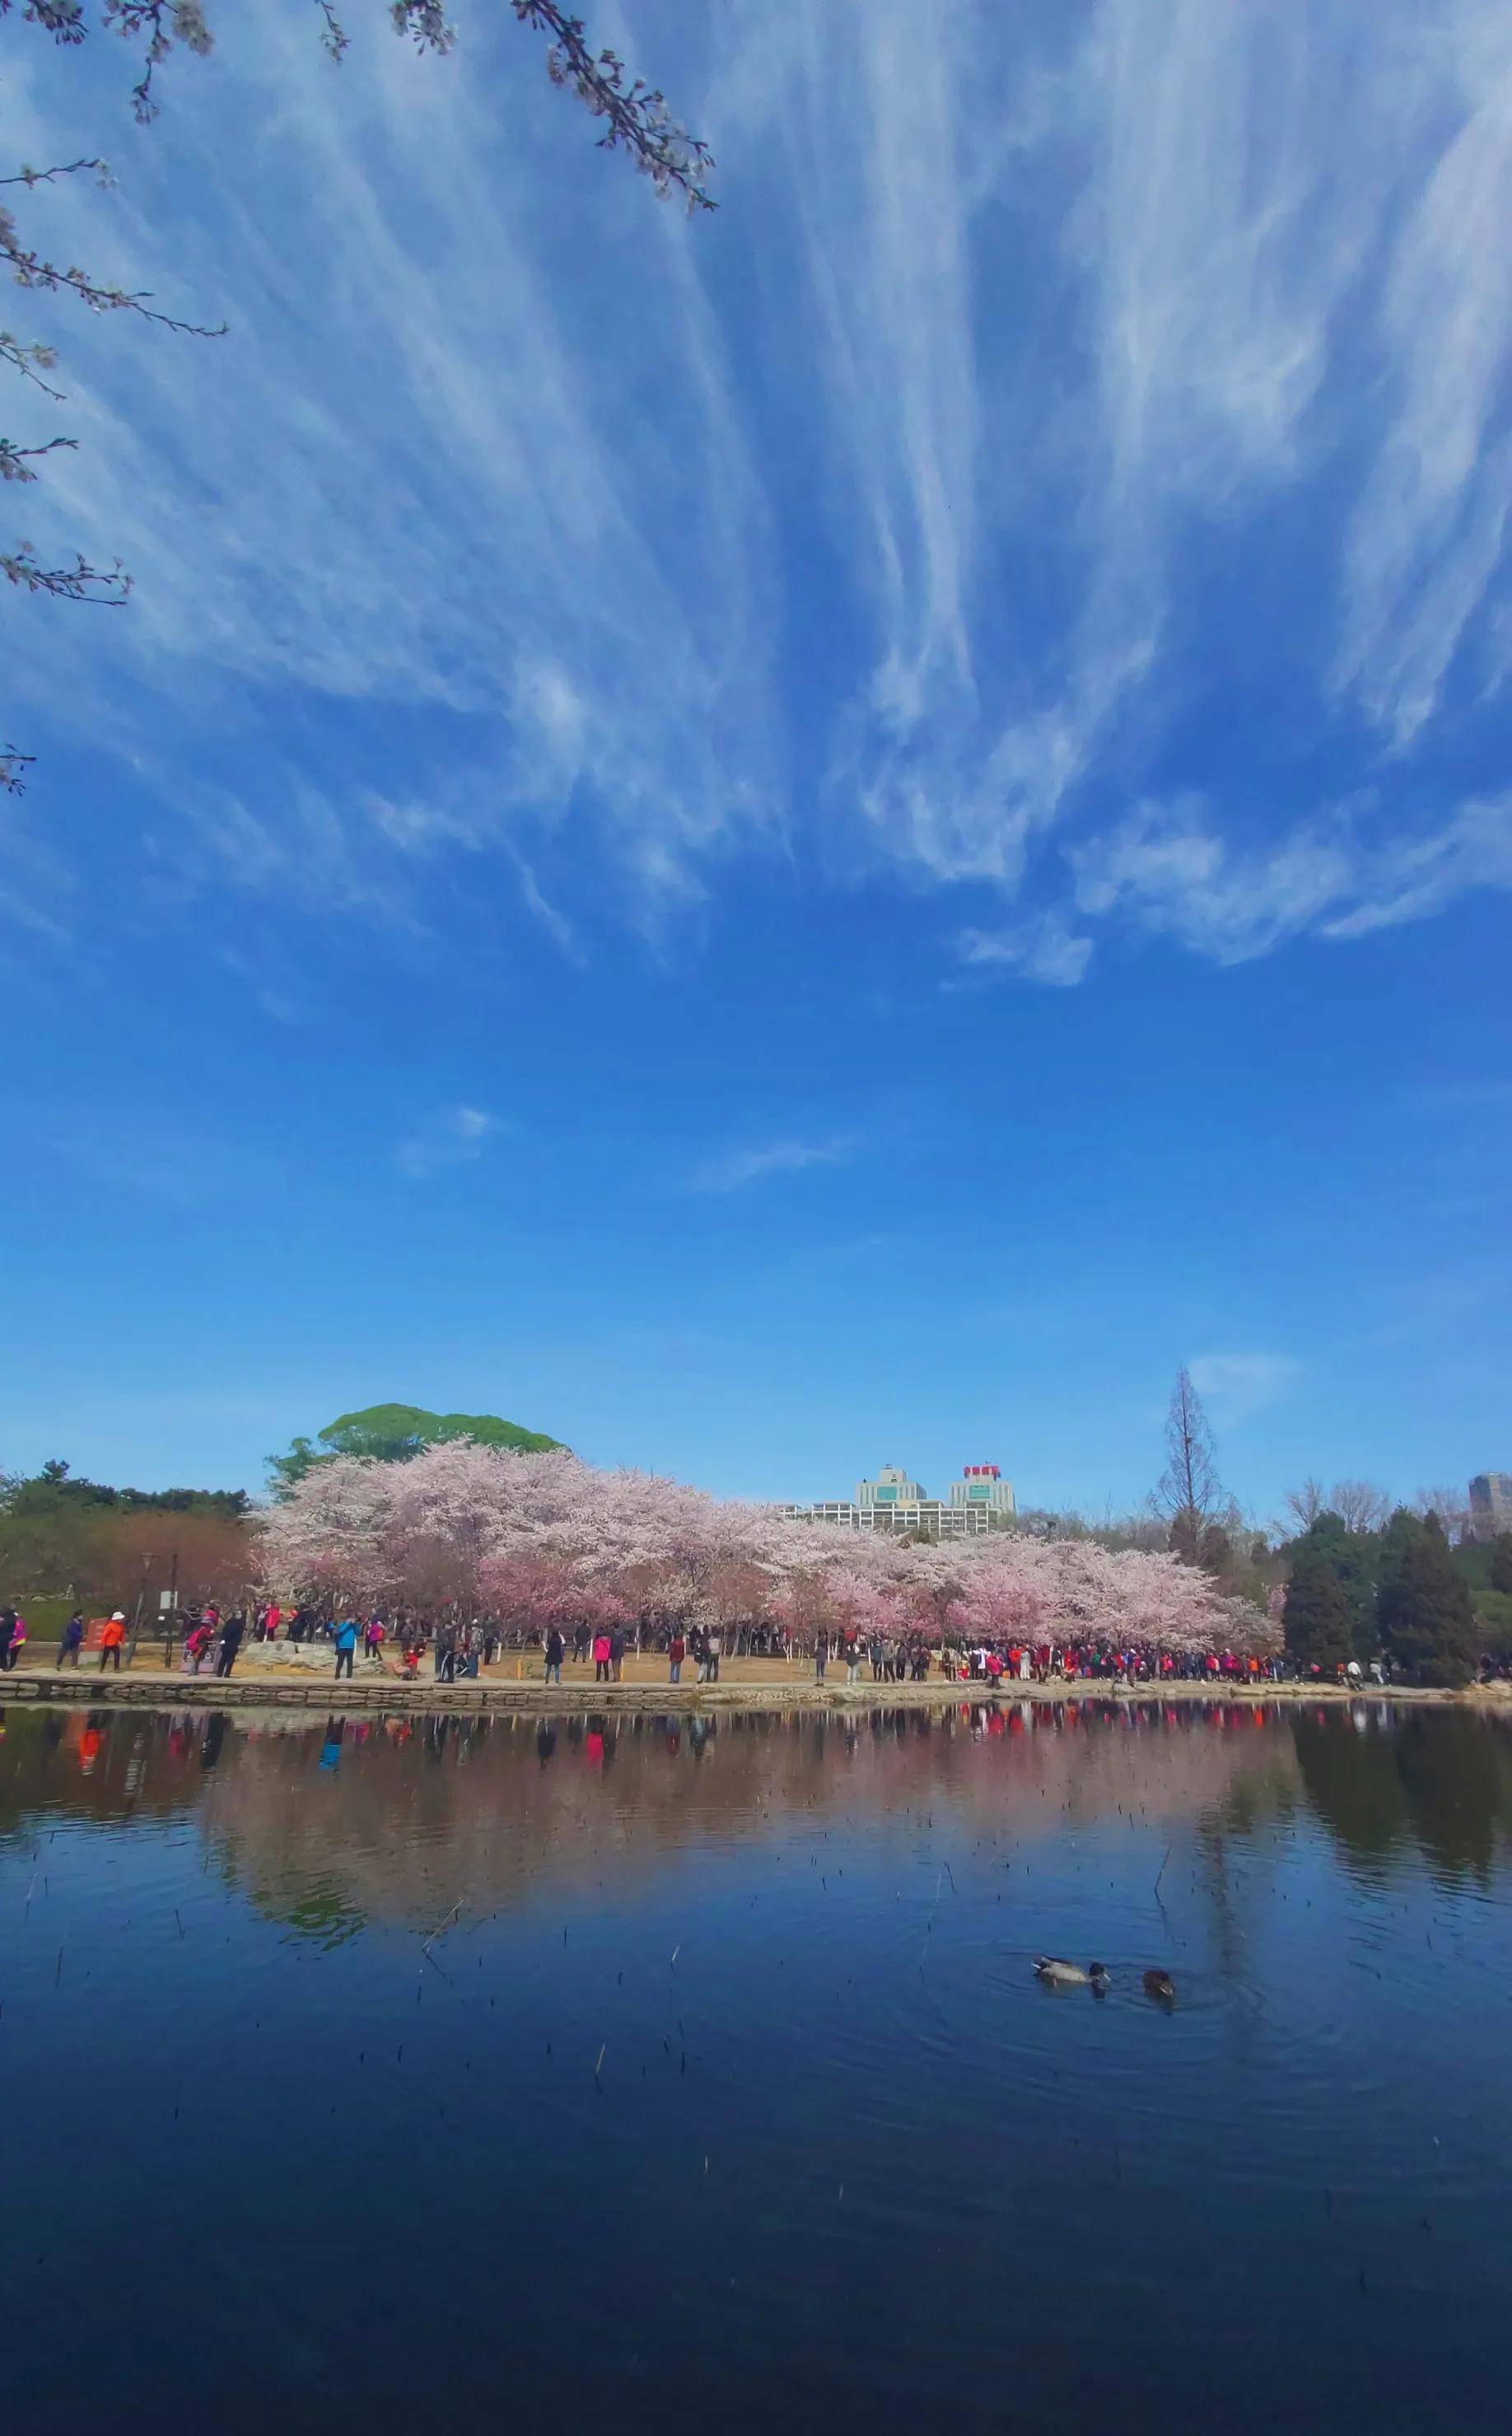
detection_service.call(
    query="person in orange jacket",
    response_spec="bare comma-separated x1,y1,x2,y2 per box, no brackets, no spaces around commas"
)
99,1612,128,1672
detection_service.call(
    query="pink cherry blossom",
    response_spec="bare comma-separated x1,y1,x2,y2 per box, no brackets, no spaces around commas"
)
257,1437,1276,1651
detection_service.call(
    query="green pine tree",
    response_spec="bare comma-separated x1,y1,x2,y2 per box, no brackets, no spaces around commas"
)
1293,1511,1379,1657
1378,1517,1479,1687
1490,1534,1512,1597
1283,1545,1355,1675
1198,1523,1233,1575
1374,1507,1425,1625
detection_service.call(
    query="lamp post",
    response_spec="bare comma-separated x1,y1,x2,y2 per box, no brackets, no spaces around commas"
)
157,1550,180,1668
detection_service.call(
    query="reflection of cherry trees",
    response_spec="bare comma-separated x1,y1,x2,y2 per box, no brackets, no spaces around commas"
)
259,1440,1276,1650
179,1701,1306,1934
11,1707,1506,1937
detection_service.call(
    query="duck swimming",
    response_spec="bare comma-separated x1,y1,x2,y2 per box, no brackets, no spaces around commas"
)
1142,1968,1176,2002
1034,1958,1110,1989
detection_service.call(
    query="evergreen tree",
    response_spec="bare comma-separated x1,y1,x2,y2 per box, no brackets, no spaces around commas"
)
1378,1516,1479,1687
1198,1522,1232,1575
1375,1507,1425,1621
1490,1534,1512,1597
1168,1513,1199,1564
1283,1545,1355,1675
1293,1510,1379,1658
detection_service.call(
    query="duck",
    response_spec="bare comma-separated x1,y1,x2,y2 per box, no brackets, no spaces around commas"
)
1034,1958,1110,1989
1142,1967,1176,2002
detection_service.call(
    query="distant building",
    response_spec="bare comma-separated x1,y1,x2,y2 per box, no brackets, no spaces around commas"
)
785,1462,1015,1539
950,1463,1016,1518
1468,1472,1512,1538
856,1464,926,1510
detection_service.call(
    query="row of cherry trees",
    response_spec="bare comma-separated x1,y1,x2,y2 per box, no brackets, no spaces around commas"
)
256,1441,1276,1652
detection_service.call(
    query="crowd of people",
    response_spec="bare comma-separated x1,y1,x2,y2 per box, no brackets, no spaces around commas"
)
273,1612,1298,1687
2,1598,1509,1690
167,1608,1498,1691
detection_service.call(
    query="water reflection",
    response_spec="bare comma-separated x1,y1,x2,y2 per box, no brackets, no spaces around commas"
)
2,1699,1510,1928
1295,1706,1512,1883
2,1699,1512,2436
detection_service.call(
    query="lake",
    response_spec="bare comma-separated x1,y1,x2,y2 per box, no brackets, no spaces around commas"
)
2,1696,1509,2435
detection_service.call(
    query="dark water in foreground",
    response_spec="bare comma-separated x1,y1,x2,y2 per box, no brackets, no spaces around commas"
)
2,1699,1510,2436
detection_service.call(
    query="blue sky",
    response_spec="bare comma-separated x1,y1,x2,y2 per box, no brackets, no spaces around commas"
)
2,0,1510,1519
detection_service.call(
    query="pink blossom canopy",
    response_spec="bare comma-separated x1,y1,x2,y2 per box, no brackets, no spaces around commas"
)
257,1440,1273,1650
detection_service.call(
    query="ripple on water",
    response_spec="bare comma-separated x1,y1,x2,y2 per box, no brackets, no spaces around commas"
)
1,1701,1510,2436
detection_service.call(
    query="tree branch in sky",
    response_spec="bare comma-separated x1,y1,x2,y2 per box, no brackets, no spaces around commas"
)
2,0,714,788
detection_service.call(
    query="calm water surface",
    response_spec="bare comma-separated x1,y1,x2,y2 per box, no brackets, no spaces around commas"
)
2,1698,1510,2436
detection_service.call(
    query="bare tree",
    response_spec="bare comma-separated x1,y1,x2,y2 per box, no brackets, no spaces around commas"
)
2,0,715,789
1284,1477,1327,1533
1283,1477,1392,1538
1411,1485,1470,1542
1151,1366,1227,1560
1329,1479,1390,1536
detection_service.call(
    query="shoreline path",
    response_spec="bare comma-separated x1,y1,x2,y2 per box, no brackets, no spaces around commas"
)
0,1651,1505,1715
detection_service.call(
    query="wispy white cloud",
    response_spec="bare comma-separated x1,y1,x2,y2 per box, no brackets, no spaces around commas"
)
1320,796,1512,940
1332,40,1512,746
1188,1353,1301,1427
2,17,778,914
957,914,1094,987
691,1134,854,1192
0,881,71,947
397,1104,500,1180
1067,790,1512,962
7,1,1512,970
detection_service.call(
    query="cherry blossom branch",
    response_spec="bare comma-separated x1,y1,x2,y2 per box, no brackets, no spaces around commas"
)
0,148,217,772
2,545,128,786
3,4,713,199
0,2,87,46
0,156,106,187
0,744,37,795
2,542,132,600
0,334,67,403
102,2,213,124
1,431,75,478
0,189,227,338
1,2,710,788
510,1,715,210
315,0,349,63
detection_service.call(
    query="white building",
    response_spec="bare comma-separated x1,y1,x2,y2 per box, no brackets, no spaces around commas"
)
950,1463,1015,1517
784,1462,1015,1539
1469,1472,1512,1538
856,1463,926,1510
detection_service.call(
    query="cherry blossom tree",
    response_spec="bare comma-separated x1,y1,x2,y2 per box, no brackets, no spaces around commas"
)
947,1560,1048,1645
257,1435,1278,1653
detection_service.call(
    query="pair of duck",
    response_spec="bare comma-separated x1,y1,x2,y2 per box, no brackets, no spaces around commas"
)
1034,1958,1176,2001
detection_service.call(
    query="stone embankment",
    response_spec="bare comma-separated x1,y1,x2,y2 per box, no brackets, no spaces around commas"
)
1,1664,1505,1716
